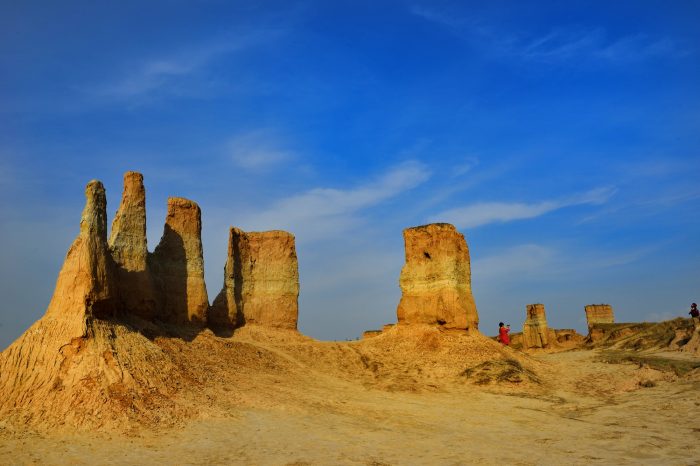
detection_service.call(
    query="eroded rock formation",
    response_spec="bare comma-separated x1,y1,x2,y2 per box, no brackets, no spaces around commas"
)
0,179,181,429
46,180,116,323
108,171,158,319
151,197,209,324
210,228,299,329
396,223,479,332
522,304,550,349
585,304,615,328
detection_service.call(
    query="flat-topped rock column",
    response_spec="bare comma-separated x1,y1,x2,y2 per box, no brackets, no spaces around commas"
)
151,197,209,324
585,304,615,328
522,303,550,349
209,227,299,329
396,223,479,332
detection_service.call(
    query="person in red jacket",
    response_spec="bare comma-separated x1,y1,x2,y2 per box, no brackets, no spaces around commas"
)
690,303,699,319
498,322,510,346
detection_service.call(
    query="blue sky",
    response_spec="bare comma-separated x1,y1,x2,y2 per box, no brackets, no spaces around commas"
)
1,0,699,349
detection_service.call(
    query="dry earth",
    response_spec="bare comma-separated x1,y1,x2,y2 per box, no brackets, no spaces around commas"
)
2,325,699,466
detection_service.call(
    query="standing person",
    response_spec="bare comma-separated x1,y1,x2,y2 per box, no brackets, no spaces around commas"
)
689,303,699,319
498,322,510,346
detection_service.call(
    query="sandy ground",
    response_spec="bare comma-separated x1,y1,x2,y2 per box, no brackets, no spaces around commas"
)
2,329,699,465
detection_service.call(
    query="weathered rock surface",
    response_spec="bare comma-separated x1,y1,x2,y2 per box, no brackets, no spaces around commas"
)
522,304,550,349
0,180,181,430
45,180,116,324
553,329,585,345
151,197,209,324
396,223,479,332
585,304,615,328
108,171,158,319
210,227,299,329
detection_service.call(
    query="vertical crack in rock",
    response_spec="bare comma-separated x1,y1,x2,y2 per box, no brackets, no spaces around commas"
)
585,304,615,328
396,223,479,332
108,171,158,319
522,303,550,349
209,227,299,329
150,197,209,325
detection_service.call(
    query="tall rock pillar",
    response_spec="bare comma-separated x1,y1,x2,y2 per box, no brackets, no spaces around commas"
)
151,197,209,324
209,228,299,329
396,223,479,332
522,303,550,349
45,180,116,324
108,171,157,319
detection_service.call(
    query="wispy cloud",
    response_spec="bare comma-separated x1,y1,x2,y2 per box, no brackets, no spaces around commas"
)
227,130,296,172
430,186,616,229
90,30,282,101
473,241,657,283
409,5,466,29
410,6,689,64
474,244,555,279
239,161,431,240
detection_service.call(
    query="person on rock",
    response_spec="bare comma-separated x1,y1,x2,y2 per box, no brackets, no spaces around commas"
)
689,303,699,319
498,322,510,346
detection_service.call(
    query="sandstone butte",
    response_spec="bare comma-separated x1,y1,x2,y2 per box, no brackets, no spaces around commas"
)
209,227,299,329
396,223,479,333
585,304,615,327
522,303,551,349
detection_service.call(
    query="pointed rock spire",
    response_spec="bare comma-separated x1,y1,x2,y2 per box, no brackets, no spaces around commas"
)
45,180,116,322
108,171,157,320
109,171,148,269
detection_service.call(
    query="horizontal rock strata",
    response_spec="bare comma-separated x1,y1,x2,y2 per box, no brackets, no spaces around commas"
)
522,304,550,349
585,304,615,328
396,223,479,332
209,227,299,329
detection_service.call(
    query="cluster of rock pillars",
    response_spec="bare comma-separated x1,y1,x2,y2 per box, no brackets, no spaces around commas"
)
34,171,616,345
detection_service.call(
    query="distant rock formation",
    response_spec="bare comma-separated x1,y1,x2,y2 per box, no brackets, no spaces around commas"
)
209,228,299,329
552,329,584,345
151,197,209,325
522,304,550,349
396,223,479,332
585,304,615,328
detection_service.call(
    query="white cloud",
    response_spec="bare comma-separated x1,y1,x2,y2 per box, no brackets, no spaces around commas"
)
430,186,616,229
228,130,295,172
238,161,430,240
451,157,479,177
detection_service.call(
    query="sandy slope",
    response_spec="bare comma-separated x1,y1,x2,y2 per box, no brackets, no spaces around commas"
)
1,326,699,465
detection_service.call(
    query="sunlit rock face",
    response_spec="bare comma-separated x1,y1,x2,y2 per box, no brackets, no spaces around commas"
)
522,304,550,349
396,223,479,332
108,172,158,320
209,227,299,329
150,197,209,325
45,180,117,325
585,304,615,328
